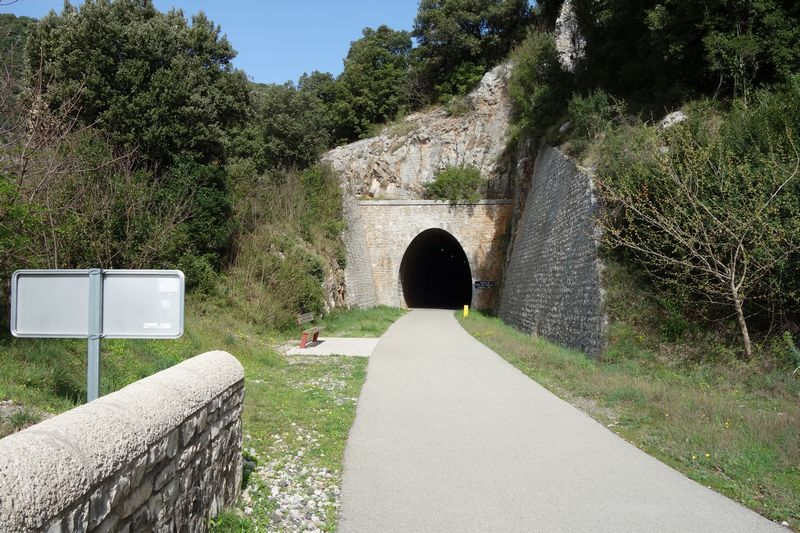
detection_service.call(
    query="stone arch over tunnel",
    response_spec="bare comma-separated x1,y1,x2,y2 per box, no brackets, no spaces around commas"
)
399,228,473,309
344,199,513,310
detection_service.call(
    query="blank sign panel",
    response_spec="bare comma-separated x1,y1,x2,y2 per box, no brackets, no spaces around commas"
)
10,270,184,339
12,271,90,337
102,271,184,338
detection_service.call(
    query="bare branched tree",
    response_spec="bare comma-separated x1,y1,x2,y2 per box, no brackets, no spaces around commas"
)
597,125,800,358
1,61,193,280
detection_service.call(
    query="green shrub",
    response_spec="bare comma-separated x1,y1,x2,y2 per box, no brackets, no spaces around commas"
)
565,89,627,152
508,30,573,141
223,164,345,329
783,332,800,370
435,62,486,103
445,95,473,117
423,166,483,203
178,254,219,294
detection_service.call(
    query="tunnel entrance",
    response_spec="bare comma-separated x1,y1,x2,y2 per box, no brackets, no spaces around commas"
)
399,228,472,309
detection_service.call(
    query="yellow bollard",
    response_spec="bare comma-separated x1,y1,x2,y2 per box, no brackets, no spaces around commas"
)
463,304,469,318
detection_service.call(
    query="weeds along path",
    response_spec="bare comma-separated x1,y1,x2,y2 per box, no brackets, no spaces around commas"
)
338,309,785,533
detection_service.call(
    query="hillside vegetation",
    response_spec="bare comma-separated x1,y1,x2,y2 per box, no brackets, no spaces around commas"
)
0,0,538,329
507,1,800,366
0,0,797,443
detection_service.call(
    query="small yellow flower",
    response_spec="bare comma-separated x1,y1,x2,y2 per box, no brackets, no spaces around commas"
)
692,455,697,460
705,453,710,458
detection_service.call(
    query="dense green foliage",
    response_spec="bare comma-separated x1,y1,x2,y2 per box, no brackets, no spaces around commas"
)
505,1,800,358
0,14,33,70
224,165,345,329
243,81,335,171
1,1,254,296
0,1,349,327
507,31,572,140
0,14,34,117
337,26,412,139
423,165,485,202
412,0,532,102
26,2,250,167
543,0,800,107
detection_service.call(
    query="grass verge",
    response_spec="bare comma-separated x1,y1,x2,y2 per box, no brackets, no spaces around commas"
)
0,301,403,531
456,311,799,529
316,305,405,337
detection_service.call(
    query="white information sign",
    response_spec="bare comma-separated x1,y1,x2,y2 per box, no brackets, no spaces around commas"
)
10,270,184,339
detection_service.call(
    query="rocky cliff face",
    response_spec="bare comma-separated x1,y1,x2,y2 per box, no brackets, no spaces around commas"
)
322,63,513,199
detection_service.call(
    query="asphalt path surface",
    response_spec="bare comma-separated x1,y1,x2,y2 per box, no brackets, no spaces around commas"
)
338,309,785,533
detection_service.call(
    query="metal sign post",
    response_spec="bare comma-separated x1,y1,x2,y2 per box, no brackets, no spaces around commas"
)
10,269,184,402
87,269,103,401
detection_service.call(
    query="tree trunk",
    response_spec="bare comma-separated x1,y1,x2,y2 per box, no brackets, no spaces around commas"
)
731,281,752,358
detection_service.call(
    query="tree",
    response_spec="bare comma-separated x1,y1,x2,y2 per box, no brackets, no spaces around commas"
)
507,30,573,140
411,0,532,101
597,119,800,358
249,82,333,171
569,0,800,105
16,1,253,281
0,71,193,312
338,26,412,136
24,0,250,168
0,14,34,81
0,14,35,126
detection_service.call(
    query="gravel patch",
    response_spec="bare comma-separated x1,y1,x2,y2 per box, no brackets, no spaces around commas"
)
242,426,341,532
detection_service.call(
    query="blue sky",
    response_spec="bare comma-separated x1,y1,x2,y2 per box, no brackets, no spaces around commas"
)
2,0,421,84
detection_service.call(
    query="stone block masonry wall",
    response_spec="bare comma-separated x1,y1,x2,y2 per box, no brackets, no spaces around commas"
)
357,200,513,310
342,195,378,308
0,351,244,533
499,147,607,355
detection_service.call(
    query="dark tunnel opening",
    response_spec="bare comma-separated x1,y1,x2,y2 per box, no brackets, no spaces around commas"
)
400,228,472,309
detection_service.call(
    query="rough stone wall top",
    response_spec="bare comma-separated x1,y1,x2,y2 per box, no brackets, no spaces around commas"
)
322,63,513,199
0,350,244,532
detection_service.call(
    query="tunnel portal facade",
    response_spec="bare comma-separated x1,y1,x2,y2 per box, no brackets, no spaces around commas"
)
343,199,513,310
400,228,473,309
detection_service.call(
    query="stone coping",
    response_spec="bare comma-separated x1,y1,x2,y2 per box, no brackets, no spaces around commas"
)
0,350,244,529
358,199,512,206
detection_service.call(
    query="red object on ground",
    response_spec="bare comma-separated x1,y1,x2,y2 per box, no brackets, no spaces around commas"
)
299,328,319,348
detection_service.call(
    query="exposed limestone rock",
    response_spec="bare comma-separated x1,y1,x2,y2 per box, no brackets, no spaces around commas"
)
321,63,513,200
659,110,688,129
555,0,586,73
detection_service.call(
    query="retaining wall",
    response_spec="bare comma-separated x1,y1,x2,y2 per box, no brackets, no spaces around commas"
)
0,350,244,533
499,147,607,355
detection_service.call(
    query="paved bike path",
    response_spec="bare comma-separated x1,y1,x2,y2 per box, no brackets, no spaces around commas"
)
338,309,784,533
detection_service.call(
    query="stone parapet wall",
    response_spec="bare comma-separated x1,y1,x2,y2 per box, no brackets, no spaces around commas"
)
0,351,244,533
499,147,607,355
